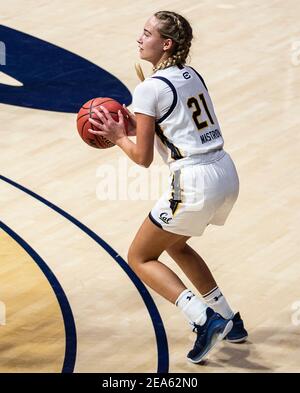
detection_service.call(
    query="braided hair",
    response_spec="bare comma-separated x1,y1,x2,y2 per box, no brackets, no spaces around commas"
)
153,11,193,72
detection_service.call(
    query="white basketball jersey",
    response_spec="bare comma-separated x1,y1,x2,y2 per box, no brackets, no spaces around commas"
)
150,65,224,164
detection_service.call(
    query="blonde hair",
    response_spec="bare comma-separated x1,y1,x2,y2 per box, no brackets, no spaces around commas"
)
153,11,193,72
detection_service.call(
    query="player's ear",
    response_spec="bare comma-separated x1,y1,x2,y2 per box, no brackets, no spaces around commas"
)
163,38,173,51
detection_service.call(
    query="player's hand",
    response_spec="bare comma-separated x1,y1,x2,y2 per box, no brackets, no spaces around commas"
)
88,106,127,145
122,105,136,136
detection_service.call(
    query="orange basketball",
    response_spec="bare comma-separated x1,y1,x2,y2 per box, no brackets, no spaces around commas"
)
76,97,129,149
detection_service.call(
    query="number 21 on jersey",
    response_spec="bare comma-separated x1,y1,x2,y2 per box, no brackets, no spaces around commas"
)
187,94,215,131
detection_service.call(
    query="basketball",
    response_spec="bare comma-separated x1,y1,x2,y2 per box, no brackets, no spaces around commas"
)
76,97,129,149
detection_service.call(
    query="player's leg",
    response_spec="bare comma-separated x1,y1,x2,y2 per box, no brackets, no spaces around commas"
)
167,236,247,342
127,216,233,362
128,215,187,303
166,237,217,295
165,152,247,342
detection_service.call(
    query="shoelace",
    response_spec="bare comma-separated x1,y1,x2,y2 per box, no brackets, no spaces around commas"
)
192,323,206,338
191,324,208,350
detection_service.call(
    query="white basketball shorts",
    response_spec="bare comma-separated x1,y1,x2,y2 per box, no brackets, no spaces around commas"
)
149,150,239,237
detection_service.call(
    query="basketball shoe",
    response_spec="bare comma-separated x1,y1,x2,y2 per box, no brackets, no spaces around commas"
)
187,307,233,363
224,312,248,343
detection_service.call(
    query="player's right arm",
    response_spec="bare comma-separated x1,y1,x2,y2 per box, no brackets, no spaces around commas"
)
116,112,155,168
114,79,158,167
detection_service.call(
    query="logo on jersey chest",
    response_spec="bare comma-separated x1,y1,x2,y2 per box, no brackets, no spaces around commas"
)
183,71,191,79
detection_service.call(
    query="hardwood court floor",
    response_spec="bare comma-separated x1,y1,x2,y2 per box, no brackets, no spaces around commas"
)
0,0,299,372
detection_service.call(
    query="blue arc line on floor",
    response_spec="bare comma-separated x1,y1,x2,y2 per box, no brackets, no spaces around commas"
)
0,174,169,373
0,220,77,373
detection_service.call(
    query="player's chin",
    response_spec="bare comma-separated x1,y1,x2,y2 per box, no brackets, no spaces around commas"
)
138,50,147,59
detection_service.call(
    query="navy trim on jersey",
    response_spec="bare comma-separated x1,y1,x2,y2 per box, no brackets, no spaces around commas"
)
155,124,183,160
177,64,184,70
149,212,163,229
151,76,183,160
151,76,178,123
189,67,208,91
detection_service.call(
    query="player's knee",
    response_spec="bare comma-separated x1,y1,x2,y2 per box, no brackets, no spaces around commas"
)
127,246,142,270
128,245,152,272
166,241,187,257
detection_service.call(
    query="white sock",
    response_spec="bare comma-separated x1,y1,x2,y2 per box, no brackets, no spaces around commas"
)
175,289,208,326
203,286,234,320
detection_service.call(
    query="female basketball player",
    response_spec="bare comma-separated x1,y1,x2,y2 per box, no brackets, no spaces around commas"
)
89,11,247,364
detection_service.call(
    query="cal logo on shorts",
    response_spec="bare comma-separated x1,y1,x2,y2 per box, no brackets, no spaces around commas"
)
159,213,172,224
